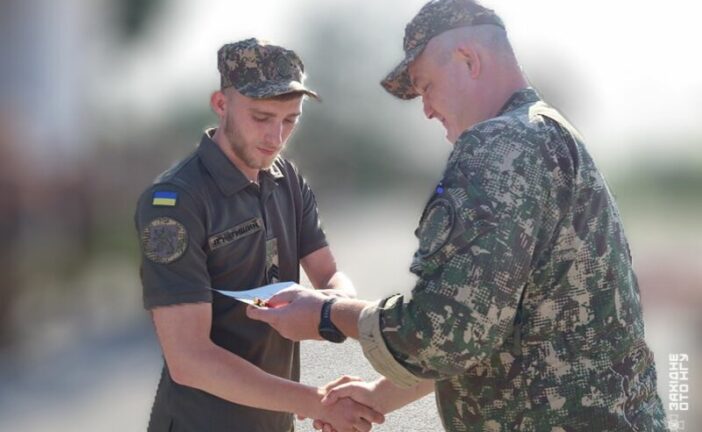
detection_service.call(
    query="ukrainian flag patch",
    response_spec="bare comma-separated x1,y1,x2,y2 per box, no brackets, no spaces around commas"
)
152,191,178,207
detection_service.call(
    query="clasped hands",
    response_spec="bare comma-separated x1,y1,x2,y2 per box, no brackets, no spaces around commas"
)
246,287,383,431
303,375,386,432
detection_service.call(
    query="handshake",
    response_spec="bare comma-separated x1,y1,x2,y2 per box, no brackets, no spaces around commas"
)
298,374,434,432
300,375,388,432
246,285,436,431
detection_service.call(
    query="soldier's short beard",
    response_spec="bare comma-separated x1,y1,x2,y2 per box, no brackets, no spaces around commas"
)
222,113,273,171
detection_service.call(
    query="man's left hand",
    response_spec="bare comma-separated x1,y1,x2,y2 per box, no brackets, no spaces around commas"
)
246,286,327,341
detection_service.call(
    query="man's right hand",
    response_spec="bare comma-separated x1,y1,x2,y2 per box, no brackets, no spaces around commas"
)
321,376,385,414
316,397,384,432
296,376,383,432
304,376,385,432
312,375,435,430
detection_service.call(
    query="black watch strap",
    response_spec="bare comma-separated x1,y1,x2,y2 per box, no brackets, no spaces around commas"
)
318,298,347,343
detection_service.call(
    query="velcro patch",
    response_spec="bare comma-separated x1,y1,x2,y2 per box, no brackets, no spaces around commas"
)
417,198,454,258
152,191,178,207
141,217,188,264
208,217,264,251
265,237,279,284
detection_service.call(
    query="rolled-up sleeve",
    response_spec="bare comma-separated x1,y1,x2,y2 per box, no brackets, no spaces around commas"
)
358,296,422,388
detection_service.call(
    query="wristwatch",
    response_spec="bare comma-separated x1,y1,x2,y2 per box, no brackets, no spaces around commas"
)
318,298,347,343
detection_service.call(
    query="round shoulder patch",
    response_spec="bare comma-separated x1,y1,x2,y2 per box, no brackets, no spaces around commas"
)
417,198,454,258
141,217,188,264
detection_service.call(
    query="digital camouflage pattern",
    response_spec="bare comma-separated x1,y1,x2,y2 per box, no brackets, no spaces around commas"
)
141,217,188,264
417,198,455,257
373,89,668,431
381,0,504,100
218,38,319,100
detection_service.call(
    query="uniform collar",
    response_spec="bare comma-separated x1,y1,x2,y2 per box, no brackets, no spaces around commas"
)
198,128,285,196
496,87,541,117
448,87,542,167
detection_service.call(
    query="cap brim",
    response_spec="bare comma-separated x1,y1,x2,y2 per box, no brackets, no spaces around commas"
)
238,80,321,101
380,45,424,100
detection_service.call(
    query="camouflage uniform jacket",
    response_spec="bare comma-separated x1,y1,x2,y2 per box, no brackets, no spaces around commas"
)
358,88,668,431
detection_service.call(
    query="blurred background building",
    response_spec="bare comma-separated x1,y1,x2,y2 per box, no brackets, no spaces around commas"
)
0,0,700,430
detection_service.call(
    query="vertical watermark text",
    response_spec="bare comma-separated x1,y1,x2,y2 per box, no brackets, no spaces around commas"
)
667,353,689,431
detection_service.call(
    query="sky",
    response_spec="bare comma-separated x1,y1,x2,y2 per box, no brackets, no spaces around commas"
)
96,0,702,163
5,0,700,165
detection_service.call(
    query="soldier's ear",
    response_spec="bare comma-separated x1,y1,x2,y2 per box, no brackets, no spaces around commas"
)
456,45,481,79
210,90,228,118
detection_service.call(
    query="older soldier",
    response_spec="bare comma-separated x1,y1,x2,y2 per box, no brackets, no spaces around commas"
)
134,38,384,432
247,1,669,431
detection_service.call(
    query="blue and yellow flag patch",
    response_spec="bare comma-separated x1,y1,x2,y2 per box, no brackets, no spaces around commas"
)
152,191,178,207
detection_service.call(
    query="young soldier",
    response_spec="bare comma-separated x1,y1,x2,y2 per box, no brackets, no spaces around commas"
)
135,38,383,432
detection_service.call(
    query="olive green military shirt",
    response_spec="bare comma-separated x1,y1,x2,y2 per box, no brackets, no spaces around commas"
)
358,89,668,431
135,129,327,432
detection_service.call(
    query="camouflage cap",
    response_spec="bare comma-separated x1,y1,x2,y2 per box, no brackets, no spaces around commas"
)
381,0,504,100
218,38,319,100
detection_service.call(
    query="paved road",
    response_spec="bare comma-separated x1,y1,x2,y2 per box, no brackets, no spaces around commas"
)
296,339,442,431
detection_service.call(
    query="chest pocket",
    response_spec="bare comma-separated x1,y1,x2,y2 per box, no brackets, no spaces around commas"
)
207,217,266,283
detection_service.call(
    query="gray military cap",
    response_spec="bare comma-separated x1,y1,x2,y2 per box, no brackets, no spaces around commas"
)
218,38,319,100
381,0,504,100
